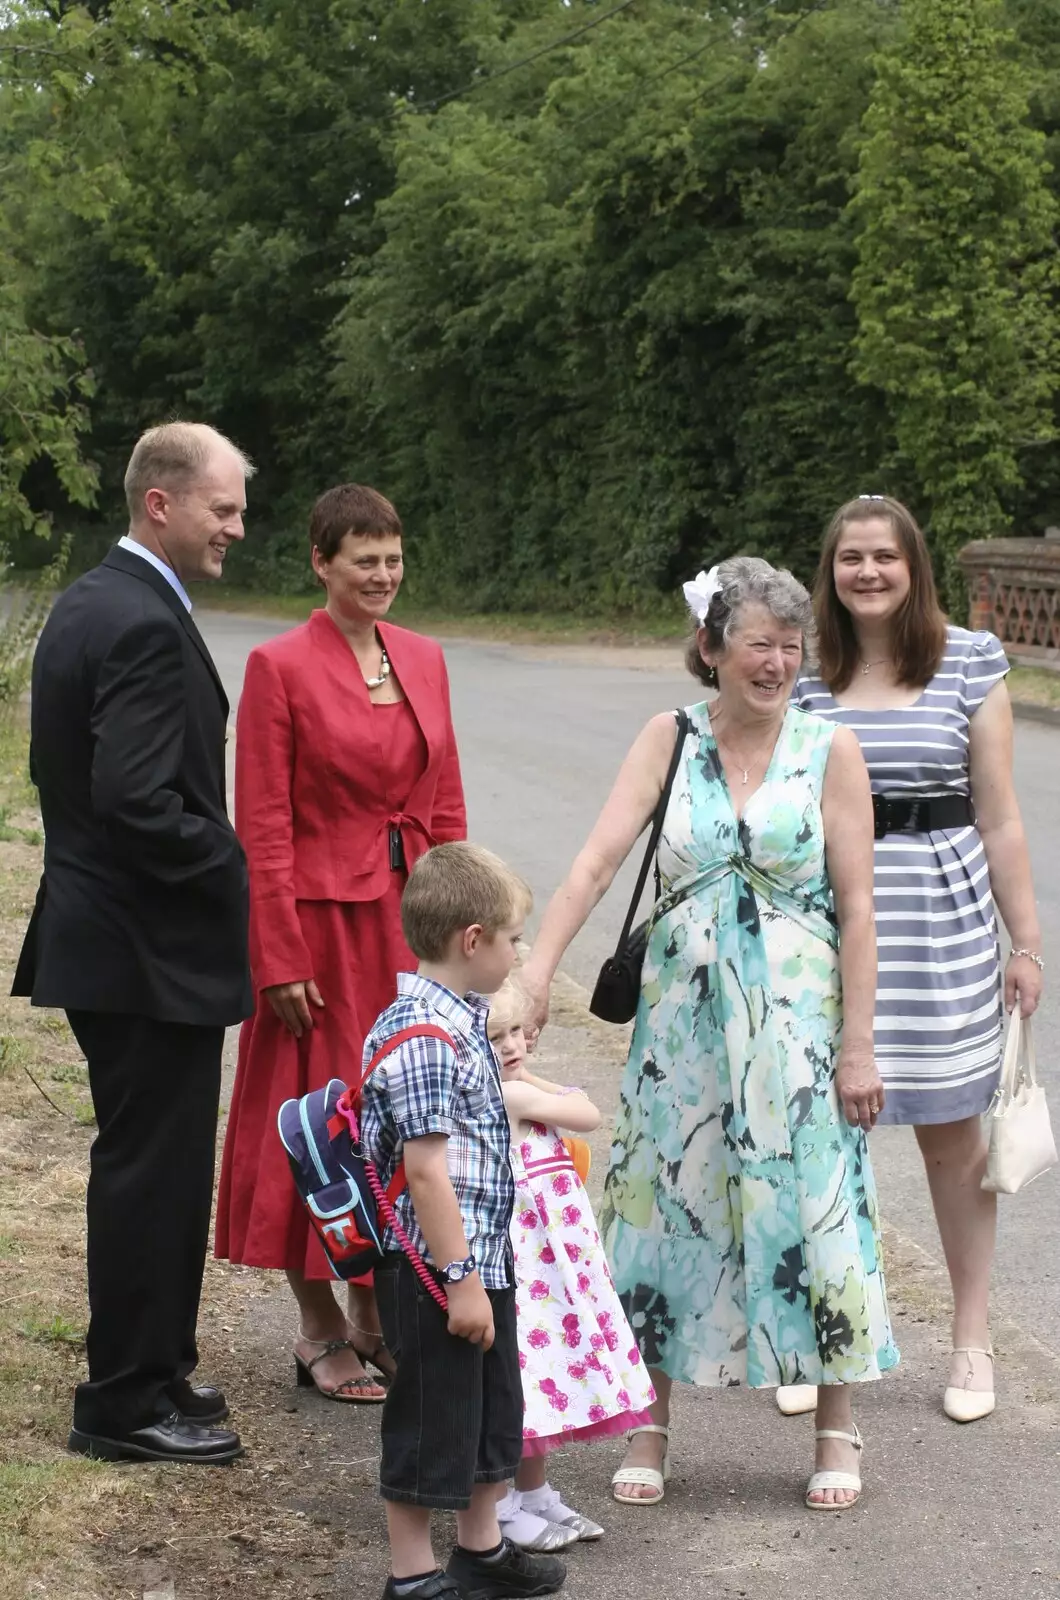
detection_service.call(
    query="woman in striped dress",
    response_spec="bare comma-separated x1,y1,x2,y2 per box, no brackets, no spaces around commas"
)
787,494,1043,1423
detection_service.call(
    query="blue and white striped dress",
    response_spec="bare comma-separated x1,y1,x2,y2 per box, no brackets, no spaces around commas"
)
796,626,1010,1125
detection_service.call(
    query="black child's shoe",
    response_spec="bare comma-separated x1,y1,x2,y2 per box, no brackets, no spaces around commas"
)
445,1538,566,1600
381,1573,467,1600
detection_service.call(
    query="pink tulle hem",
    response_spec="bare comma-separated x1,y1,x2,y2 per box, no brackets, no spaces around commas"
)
521,1407,653,1457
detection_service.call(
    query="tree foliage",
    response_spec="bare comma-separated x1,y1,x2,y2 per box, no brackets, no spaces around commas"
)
2,0,1059,613
851,0,1059,608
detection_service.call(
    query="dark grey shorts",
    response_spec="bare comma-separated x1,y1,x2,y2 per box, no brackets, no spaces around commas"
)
374,1253,524,1509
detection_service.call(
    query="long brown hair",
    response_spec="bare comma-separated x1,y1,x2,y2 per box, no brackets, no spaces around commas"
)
813,495,948,693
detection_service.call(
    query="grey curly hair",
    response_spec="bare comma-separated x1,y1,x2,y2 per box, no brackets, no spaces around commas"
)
685,556,813,687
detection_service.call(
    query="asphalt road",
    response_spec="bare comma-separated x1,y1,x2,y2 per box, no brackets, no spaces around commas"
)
202,610,1060,1359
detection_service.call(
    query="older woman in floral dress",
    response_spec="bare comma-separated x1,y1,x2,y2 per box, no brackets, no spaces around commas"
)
521,557,898,1512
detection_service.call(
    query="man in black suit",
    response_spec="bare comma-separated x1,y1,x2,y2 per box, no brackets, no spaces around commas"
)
13,422,255,1463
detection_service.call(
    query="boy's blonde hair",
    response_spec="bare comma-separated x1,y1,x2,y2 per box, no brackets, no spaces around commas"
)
487,980,529,1037
401,842,532,961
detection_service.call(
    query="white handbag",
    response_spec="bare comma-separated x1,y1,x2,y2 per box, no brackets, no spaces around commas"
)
981,1011,1057,1195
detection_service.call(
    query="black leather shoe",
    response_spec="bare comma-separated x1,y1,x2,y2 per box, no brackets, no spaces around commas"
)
168,1381,230,1425
68,1411,243,1464
446,1539,565,1599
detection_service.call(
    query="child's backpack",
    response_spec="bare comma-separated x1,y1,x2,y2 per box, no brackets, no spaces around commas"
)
277,1025,453,1309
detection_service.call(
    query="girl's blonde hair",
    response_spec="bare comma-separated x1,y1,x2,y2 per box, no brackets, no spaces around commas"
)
487,980,529,1036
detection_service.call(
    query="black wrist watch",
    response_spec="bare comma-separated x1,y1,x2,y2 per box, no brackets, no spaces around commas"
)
440,1255,477,1284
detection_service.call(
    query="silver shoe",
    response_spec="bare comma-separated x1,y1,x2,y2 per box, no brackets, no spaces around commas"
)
550,1509,604,1541
501,1518,580,1552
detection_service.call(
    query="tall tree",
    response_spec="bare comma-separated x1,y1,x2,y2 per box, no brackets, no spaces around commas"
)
850,0,1059,609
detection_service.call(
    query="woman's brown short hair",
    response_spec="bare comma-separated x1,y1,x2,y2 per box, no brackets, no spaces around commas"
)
309,483,403,562
813,495,948,693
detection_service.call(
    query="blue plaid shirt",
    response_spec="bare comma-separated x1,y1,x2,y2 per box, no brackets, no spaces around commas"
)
360,972,515,1290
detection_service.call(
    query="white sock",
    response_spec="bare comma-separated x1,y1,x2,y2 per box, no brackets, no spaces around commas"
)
520,1482,574,1518
496,1487,557,1545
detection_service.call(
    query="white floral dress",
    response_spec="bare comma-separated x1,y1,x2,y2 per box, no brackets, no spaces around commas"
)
602,703,899,1390
511,1119,655,1453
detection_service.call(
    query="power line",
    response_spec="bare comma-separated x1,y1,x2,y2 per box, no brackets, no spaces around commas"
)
415,0,639,115
475,0,830,178
563,0,820,142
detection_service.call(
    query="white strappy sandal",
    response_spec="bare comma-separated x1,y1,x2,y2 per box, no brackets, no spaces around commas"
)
805,1423,863,1511
611,1424,670,1506
776,1384,818,1416
943,1347,995,1423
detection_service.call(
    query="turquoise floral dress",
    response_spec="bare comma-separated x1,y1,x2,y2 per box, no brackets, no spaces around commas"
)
601,703,899,1389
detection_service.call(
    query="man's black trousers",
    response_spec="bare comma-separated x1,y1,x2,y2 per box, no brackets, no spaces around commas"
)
65,1011,225,1437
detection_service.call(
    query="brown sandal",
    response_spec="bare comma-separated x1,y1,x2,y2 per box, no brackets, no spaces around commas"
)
348,1324,397,1384
293,1338,387,1403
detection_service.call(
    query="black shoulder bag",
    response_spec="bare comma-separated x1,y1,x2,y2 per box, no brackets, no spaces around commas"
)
588,709,689,1024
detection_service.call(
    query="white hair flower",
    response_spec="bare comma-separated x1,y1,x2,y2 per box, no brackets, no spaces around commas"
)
682,566,724,625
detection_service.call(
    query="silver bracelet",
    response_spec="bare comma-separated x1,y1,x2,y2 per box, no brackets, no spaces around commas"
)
1009,948,1044,972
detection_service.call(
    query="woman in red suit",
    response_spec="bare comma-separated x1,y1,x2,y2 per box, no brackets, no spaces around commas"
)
216,484,466,1401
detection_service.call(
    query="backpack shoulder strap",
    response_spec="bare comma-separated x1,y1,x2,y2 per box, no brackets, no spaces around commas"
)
357,1024,458,1206
352,1023,457,1102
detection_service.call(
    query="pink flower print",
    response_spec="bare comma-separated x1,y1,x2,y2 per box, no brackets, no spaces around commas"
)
603,1328,619,1351
519,1352,527,1369
564,1288,574,1305
548,1389,569,1413
525,1427,538,1438
527,1328,550,1350
538,1242,556,1266
617,1389,631,1408
535,1194,550,1228
551,1174,572,1197
564,1242,582,1264
561,1205,582,1226
529,1280,549,1301
567,1362,587,1380
562,1313,582,1350
584,1351,602,1371
590,1332,605,1351
520,1141,533,1161
519,1208,539,1230
577,1273,591,1295
628,1347,641,1365
539,1378,557,1396
588,1404,606,1423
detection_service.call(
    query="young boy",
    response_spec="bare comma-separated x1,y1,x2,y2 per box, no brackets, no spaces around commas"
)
360,843,567,1600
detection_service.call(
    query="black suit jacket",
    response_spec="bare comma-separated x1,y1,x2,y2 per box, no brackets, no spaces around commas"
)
12,546,252,1026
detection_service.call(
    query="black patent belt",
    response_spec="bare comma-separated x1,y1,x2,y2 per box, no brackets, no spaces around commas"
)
872,793,975,840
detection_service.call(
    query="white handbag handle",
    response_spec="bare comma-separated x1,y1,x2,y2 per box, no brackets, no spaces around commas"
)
998,1010,1038,1106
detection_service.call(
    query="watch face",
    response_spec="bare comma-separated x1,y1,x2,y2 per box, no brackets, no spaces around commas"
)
445,1257,474,1282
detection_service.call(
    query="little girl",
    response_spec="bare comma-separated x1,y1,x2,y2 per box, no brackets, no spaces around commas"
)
488,982,655,1551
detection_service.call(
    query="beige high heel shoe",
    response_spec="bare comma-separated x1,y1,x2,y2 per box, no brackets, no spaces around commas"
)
805,1423,863,1511
611,1424,670,1506
943,1347,995,1422
776,1384,818,1416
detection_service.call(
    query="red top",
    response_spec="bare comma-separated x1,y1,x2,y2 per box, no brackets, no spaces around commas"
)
234,609,466,992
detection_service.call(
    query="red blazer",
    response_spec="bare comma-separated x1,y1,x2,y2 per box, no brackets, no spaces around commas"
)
235,609,466,991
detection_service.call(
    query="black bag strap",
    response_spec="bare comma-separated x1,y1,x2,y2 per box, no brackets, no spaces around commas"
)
612,708,689,955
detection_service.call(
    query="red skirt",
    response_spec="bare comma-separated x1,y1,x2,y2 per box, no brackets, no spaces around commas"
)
215,887,413,1280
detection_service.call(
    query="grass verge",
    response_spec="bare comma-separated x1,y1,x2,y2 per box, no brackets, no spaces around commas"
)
194,584,688,645
0,710,349,1598
192,589,1060,693
1008,665,1060,709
